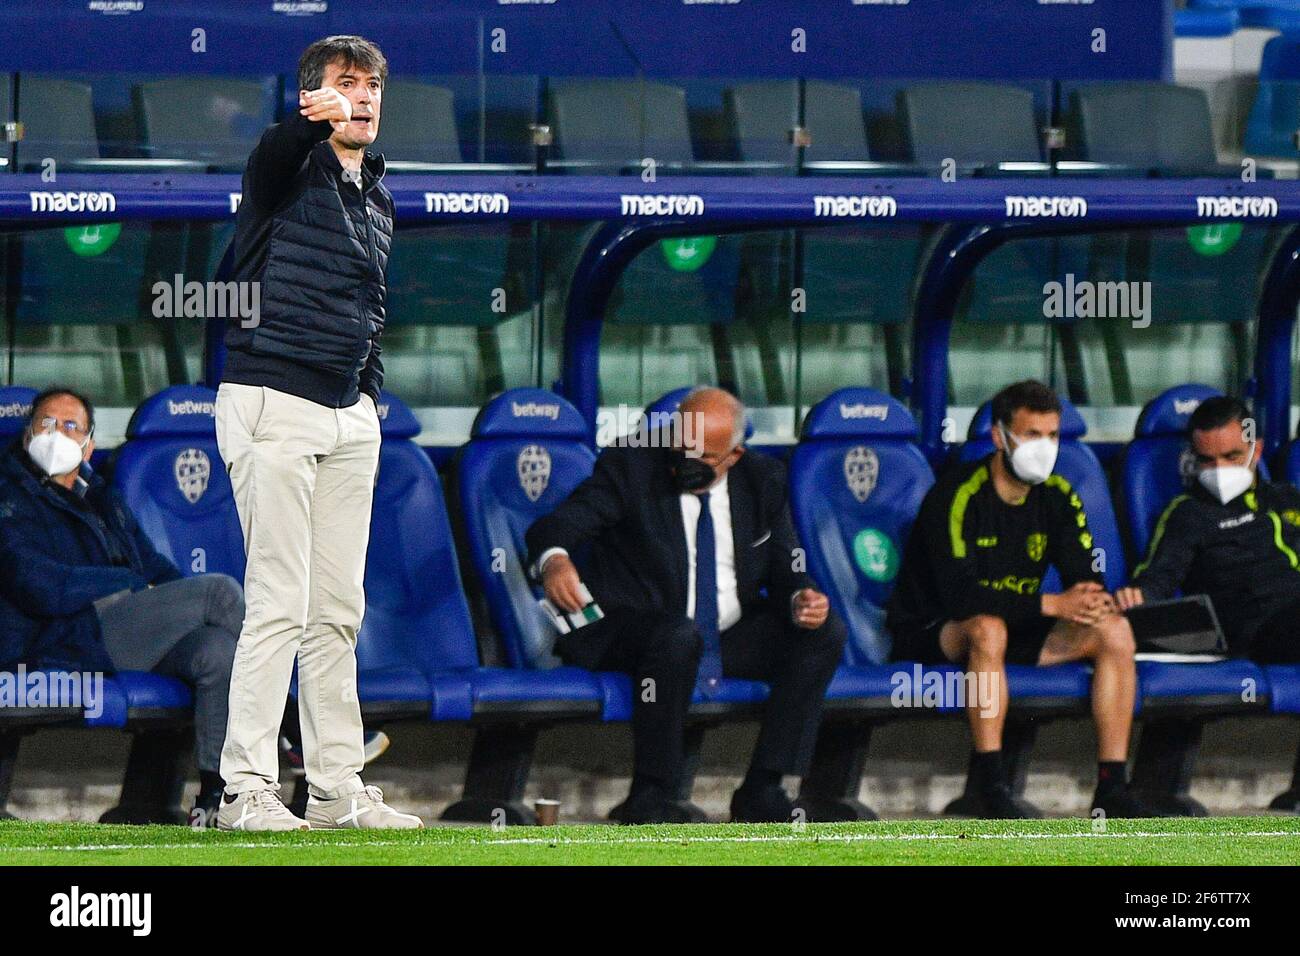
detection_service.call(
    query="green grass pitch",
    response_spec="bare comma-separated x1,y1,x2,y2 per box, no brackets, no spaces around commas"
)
1,816,1298,865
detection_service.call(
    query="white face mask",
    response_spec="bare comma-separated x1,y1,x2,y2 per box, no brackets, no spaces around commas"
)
27,428,88,478
1197,444,1255,505
999,425,1059,486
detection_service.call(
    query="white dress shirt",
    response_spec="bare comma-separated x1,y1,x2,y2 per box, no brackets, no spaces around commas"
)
680,473,741,633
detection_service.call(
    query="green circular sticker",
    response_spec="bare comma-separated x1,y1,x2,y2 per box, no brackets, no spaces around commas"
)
660,235,717,272
64,222,121,257
1186,223,1242,258
853,528,899,583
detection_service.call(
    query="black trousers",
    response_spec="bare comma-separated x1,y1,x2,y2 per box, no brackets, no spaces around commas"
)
555,604,847,789
1248,595,1300,664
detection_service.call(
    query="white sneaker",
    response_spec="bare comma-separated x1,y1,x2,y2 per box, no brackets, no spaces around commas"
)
306,785,424,830
216,787,310,832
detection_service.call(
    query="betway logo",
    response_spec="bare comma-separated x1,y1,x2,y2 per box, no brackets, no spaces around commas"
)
0,401,31,419
1174,398,1202,415
813,195,898,218
1196,196,1278,219
840,403,889,421
424,192,510,215
620,194,705,217
512,401,560,420
168,400,216,417
30,191,117,214
1004,195,1088,218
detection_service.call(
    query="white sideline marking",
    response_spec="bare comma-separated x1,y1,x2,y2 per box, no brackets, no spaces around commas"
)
2,829,1296,853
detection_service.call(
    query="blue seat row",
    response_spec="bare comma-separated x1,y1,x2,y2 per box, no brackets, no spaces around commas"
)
2,380,1298,820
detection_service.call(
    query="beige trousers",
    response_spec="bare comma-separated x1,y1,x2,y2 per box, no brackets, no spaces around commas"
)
215,382,381,799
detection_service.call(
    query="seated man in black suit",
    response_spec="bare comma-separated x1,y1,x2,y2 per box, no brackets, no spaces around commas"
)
527,386,846,824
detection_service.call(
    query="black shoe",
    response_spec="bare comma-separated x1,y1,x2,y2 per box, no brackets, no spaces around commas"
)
730,783,796,823
971,783,1042,820
1092,786,1160,819
608,788,693,825
1268,787,1300,813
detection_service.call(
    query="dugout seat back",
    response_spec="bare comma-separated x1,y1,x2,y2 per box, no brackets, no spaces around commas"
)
115,385,244,581
0,387,38,441
455,388,597,669
356,392,479,680
374,81,463,164
636,387,755,442
790,388,935,666
901,82,1042,166
1246,34,1300,156
960,395,1126,591
135,78,275,168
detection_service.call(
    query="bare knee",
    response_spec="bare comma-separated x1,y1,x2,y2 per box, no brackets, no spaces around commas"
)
962,615,1008,661
1095,614,1136,659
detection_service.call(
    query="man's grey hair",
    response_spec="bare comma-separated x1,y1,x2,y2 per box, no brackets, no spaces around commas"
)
683,385,747,448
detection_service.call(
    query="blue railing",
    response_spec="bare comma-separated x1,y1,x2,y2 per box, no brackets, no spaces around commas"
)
2,172,1299,454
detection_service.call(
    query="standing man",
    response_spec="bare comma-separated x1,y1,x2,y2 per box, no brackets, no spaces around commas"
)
215,35,420,830
527,387,847,824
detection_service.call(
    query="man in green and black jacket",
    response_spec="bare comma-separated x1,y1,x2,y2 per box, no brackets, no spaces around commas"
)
888,381,1149,819
1118,395,1300,664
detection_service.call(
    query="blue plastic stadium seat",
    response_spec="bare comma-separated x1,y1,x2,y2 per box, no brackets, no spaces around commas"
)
790,387,935,667
0,386,38,441
1246,35,1300,156
960,394,1127,592
453,388,610,712
1175,9,1241,36
456,387,769,718
1136,660,1270,715
1122,383,1225,559
90,672,193,728
351,393,471,714
1121,384,1275,714
1265,665,1300,713
791,388,1093,714
116,384,245,582
1191,0,1300,30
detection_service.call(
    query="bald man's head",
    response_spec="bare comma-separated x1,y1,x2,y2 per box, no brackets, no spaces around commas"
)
672,386,746,493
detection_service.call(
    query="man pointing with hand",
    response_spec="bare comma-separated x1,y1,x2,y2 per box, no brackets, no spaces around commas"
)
214,36,420,830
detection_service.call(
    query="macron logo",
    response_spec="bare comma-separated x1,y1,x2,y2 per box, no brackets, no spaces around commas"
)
512,401,560,420
1173,398,1202,415
813,195,898,218
425,192,510,215
168,400,216,417
1196,196,1278,219
840,403,889,421
30,191,117,214
1004,195,1088,219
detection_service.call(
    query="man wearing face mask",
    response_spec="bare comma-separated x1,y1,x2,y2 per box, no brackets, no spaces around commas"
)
0,388,245,825
888,380,1148,819
1119,396,1300,666
526,387,847,824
